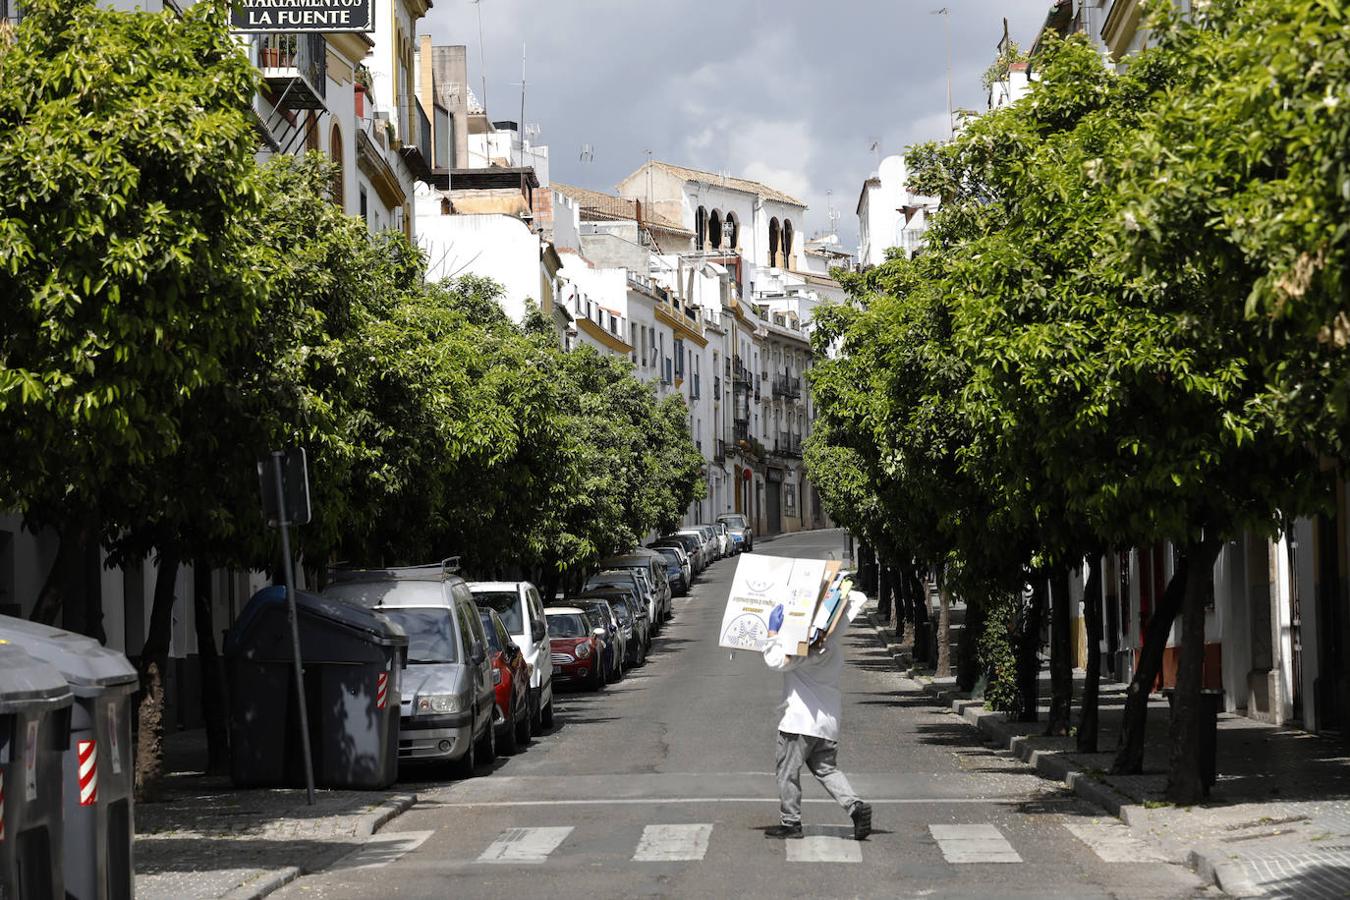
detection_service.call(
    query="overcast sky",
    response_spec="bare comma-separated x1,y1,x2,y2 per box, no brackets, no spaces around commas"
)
422,1,1054,250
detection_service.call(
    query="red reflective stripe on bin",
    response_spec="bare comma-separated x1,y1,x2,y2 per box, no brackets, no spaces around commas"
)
78,740,97,806
376,672,389,710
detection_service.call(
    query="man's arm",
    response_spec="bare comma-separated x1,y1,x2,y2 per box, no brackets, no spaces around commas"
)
763,634,806,671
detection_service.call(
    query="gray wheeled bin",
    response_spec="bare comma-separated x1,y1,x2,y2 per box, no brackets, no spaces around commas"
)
225,587,406,790
0,616,138,900
0,642,73,900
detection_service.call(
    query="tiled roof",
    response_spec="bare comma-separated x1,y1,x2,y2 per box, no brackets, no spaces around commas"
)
552,182,692,235
644,161,807,208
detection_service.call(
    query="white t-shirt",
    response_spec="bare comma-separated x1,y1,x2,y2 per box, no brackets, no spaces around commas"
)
762,591,864,741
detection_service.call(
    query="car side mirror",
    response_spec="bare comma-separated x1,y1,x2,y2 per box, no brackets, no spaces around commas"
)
532,621,546,643
592,626,606,638
471,642,487,665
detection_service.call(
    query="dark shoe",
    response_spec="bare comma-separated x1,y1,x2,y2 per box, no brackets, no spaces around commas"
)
851,802,873,840
765,823,803,839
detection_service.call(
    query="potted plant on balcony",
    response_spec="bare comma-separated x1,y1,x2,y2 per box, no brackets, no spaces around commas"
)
354,64,372,118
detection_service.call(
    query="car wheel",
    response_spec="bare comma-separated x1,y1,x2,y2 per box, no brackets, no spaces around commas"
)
541,697,555,729
476,712,497,765
590,663,604,692
454,726,477,778
515,698,532,747
637,640,647,667
529,692,543,735
500,701,521,756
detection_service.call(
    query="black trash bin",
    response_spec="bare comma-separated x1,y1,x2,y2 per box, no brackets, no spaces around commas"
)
1164,687,1225,790
0,642,73,900
0,616,138,900
225,587,407,790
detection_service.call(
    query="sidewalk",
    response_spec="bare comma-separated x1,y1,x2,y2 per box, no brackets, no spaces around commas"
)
134,730,416,900
866,605,1350,899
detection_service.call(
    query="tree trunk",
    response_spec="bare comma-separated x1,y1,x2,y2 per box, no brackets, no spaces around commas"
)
1166,537,1221,804
910,569,931,666
935,567,952,678
957,592,986,693
876,563,893,629
192,565,230,776
1078,554,1105,753
1016,577,1046,723
1112,553,1191,775
1046,566,1074,736
135,546,180,801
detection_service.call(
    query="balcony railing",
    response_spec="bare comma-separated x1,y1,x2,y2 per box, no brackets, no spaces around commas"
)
732,357,754,391
257,33,327,110
775,432,803,458
733,419,750,444
774,372,802,400
714,439,726,463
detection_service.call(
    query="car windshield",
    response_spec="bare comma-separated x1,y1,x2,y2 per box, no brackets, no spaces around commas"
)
655,548,680,565
472,590,524,634
606,601,631,624
579,604,609,626
476,611,504,652
719,515,747,528
377,609,459,664
547,613,588,637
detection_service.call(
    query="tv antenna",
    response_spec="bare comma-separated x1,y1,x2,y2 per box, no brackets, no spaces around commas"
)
868,138,881,172
471,0,488,115
580,144,594,163
826,190,840,237
931,7,954,138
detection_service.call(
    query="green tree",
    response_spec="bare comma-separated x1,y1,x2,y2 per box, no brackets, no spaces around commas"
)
0,0,266,637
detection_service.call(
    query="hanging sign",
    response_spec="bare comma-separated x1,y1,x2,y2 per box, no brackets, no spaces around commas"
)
230,0,375,34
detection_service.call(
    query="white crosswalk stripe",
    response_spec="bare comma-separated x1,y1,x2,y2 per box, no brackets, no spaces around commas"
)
477,826,573,864
1063,822,1167,863
633,824,714,861
929,824,1022,863
330,831,434,871
786,825,863,863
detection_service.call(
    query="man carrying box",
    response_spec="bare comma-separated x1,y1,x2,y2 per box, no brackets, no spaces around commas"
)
762,590,873,841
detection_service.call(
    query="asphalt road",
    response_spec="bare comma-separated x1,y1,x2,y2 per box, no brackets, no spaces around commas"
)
277,529,1207,899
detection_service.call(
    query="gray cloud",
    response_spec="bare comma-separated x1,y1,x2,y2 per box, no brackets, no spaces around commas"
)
423,0,1054,248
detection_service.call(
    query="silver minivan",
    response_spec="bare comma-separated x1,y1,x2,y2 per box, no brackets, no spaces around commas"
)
324,562,497,775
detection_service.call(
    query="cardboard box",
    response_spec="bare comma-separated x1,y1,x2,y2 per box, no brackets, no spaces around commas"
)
718,556,852,654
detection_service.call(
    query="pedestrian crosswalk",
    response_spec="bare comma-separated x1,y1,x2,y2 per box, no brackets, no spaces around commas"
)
423,820,1165,867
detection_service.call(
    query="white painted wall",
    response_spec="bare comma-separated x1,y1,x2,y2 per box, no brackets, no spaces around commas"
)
417,191,543,322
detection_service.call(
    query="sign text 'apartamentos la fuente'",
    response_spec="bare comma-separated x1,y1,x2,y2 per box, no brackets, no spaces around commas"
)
230,0,374,34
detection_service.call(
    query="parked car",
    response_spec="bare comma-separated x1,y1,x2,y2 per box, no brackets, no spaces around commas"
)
546,608,605,691
717,512,754,552
711,521,734,557
648,545,689,595
576,587,649,660
323,562,496,776
550,597,624,682
579,590,646,667
600,551,672,621
586,568,660,631
476,607,532,755
468,581,555,732
677,528,714,568
655,533,705,575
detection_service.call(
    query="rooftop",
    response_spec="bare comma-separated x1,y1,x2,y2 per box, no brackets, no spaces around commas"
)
553,182,692,235
640,161,807,208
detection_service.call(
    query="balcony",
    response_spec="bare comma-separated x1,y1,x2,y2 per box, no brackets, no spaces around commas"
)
733,419,751,444
399,97,434,182
732,357,754,391
774,372,802,400
775,432,803,459
714,439,726,463
257,33,327,110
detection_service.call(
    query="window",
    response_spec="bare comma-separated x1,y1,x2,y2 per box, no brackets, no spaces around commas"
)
674,339,685,377
709,209,723,249
768,218,780,267
695,206,707,249
725,212,739,249
782,219,795,265
359,186,369,223
329,123,344,208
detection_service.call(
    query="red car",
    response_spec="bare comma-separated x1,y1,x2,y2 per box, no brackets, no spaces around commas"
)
478,607,532,755
545,608,604,691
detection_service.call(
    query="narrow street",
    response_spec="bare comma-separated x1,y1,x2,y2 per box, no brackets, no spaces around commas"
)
277,530,1205,899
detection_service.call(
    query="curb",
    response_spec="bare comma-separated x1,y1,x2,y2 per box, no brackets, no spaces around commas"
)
223,793,420,900
862,610,1234,893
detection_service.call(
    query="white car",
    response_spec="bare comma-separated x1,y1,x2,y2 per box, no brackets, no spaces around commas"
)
469,581,556,733
677,528,712,568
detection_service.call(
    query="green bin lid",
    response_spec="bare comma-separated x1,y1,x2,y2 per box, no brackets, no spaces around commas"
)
0,641,75,714
0,615,138,697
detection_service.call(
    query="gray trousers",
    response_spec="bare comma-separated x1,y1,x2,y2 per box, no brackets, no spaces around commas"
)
775,730,861,826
